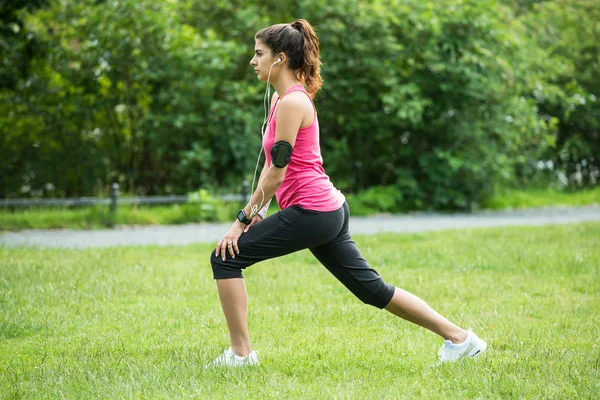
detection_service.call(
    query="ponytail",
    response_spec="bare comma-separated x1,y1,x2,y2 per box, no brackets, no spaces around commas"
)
290,19,323,98
255,19,323,98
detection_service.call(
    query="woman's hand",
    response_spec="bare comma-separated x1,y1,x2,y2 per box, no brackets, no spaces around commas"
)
216,221,246,261
244,215,263,233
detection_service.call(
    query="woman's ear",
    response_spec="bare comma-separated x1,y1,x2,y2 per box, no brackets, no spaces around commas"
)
278,52,287,65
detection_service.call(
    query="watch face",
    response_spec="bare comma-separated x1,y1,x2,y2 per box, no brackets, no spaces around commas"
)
237,210,250,224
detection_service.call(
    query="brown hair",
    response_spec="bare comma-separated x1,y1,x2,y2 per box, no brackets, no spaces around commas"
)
255,19,323,98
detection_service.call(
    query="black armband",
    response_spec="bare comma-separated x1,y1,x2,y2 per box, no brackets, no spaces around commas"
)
270,141,293,168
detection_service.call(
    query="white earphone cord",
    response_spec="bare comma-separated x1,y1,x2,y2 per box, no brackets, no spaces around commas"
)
249,60,278,218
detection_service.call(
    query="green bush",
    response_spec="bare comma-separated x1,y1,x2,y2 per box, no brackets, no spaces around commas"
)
346,186,405,215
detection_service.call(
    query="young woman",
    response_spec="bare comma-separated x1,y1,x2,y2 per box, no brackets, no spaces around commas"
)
210,19,486,367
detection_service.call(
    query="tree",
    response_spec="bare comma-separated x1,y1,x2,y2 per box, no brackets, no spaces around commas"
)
520,0,600,187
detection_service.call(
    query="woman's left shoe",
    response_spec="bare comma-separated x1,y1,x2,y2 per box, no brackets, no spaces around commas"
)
210,347,259,367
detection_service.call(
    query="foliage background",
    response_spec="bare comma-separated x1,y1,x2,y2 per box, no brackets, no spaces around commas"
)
1,0,598,210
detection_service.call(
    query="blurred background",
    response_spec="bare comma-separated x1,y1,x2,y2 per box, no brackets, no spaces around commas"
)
1,0,598,229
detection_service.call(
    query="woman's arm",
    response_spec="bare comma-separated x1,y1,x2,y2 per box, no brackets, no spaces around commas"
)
255,163,271,218
241,94,306,219
216,93,308,259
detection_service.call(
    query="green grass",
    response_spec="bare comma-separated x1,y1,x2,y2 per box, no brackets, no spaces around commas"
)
1,223,599,399
484,186,600,210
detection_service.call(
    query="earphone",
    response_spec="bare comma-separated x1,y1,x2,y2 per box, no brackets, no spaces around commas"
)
248,56,282,218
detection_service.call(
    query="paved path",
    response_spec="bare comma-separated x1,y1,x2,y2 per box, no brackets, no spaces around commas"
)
1,206,598,249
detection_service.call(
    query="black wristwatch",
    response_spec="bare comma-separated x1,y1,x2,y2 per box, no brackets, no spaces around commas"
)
237,209,252,225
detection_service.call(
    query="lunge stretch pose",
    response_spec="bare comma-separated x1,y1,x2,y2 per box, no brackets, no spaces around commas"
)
210,19,487,366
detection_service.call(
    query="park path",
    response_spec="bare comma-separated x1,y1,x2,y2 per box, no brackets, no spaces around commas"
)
1,205,599,249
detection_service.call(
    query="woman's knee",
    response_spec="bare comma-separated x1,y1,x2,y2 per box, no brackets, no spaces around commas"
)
353,279,395,309
210,249,243,279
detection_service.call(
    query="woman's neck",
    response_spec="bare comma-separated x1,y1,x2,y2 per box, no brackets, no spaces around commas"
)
272,72,302,98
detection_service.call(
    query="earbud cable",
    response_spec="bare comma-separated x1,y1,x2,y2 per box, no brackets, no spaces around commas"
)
249,61,277,218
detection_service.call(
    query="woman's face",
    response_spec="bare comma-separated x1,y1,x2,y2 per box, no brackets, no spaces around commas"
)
250,39,279,82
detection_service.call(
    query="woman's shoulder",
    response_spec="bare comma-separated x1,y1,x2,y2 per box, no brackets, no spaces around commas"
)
276,91,315,129
279,91,313,113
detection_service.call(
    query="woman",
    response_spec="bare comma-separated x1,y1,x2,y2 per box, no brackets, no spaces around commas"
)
210,19,486,367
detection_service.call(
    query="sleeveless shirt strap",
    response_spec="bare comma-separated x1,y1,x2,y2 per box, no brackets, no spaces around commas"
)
270,85,316,124
267,96,280,124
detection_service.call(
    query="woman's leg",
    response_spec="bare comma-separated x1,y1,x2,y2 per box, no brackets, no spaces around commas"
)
309,241,467,343
210,205,345,357
216,278,252,356
384,287,467,343
309,202,468,343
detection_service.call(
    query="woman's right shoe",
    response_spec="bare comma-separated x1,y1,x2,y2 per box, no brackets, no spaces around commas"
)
438,329,487,363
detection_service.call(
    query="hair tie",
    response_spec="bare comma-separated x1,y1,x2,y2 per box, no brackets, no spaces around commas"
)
291,21,301,31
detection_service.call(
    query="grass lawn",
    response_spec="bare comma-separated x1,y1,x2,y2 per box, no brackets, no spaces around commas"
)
484,187,600,210
1,223,599,399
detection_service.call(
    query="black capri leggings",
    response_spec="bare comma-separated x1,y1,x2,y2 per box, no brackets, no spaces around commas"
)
210,201,395,309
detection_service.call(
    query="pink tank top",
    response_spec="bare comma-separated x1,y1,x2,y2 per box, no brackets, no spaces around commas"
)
263,84,345,212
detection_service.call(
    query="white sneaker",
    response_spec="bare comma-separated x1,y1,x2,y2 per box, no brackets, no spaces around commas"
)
438,329,487,363
210,347,259,367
